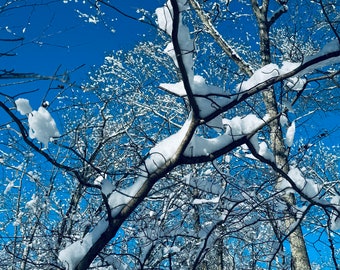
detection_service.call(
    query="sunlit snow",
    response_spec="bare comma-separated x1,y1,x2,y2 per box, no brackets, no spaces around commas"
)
15,98,60,148
28,106,60,148
237,61,307,92
15,98,32,115
285,121,296,147
330,195,340,231
58,219,109,270
277,167,321,199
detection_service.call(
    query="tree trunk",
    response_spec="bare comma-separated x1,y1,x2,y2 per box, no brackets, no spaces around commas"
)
251,0,311,268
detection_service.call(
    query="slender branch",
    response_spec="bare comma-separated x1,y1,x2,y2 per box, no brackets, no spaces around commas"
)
246,140,337,210
201,48,340,124
96,0,157,28
189,0,254,77
268,4,288,26
319,0,340,43
0,101,97,188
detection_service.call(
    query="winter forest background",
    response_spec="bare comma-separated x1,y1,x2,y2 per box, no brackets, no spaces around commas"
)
0,0,340,269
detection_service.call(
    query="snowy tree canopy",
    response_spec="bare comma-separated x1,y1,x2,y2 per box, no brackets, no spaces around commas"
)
0,0,340,269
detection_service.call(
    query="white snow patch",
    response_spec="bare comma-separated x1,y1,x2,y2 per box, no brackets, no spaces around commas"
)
25,194,38,212
160,75,228,123
238,64,279,92
257,141,274,162
193,196,220,205
285,121,296,147
278,167,321,198
15,98,32,115
302,39,340,73
164,246,181,254
223,114,264,135
147,114,192,169
155,1,173,36
160,81,187,97
4,180,15,194
101,179,115,197
106,115,193,217
280,114,289,127
237,61,308,93
280,61,306,91
155,0,189,35
15,98,60,148
58,219,109,270
28,106,60,148
156,0,194,80
330,195,340,231
185,114,264,157
108,179,145,217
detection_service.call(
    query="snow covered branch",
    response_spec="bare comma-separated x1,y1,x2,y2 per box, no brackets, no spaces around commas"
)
246,140,340,230
60,113,200,269
167,0,200,116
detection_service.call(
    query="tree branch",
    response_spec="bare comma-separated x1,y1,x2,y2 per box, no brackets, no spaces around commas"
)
170,0,200,117
189,0,254,77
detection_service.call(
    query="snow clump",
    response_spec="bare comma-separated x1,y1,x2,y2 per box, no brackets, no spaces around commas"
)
15,98,32,115
15,98,60,148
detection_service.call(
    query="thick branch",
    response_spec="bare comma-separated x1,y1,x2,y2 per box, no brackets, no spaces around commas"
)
75,116,200,269
170,0,200,117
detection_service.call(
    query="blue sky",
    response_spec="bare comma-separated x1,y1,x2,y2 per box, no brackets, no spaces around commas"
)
2,1,161,89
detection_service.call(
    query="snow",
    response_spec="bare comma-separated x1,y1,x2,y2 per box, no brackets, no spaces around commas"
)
15,98,60,148
58,115,194,268
101,179,115,197
238,63,279,92
191,75,225,117
164,246,181,254
155,1,173,36
238,41,339,93
330,195,340,231
224,114,265,135
155,0,190,35
257,141,275,162
280,61,306,90
277,167,321,198
160,81,187,97
184,114,265,157
94,175,114,197
160,76,227,120
156,0,194,80
302,39,340,73
193,196,220,205
76,9,99,24
58,219,109,270
279,114,288,127
25,194,38,212
4,180,15,194
238,61,307,92
15,98,32,115
147,113,192,169
28,106,60,148
236,41,340,94
285,121,296,147
108,179,146,217
13,212,23,226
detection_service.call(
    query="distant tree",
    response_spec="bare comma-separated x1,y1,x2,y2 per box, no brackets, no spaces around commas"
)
0,0,339,269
